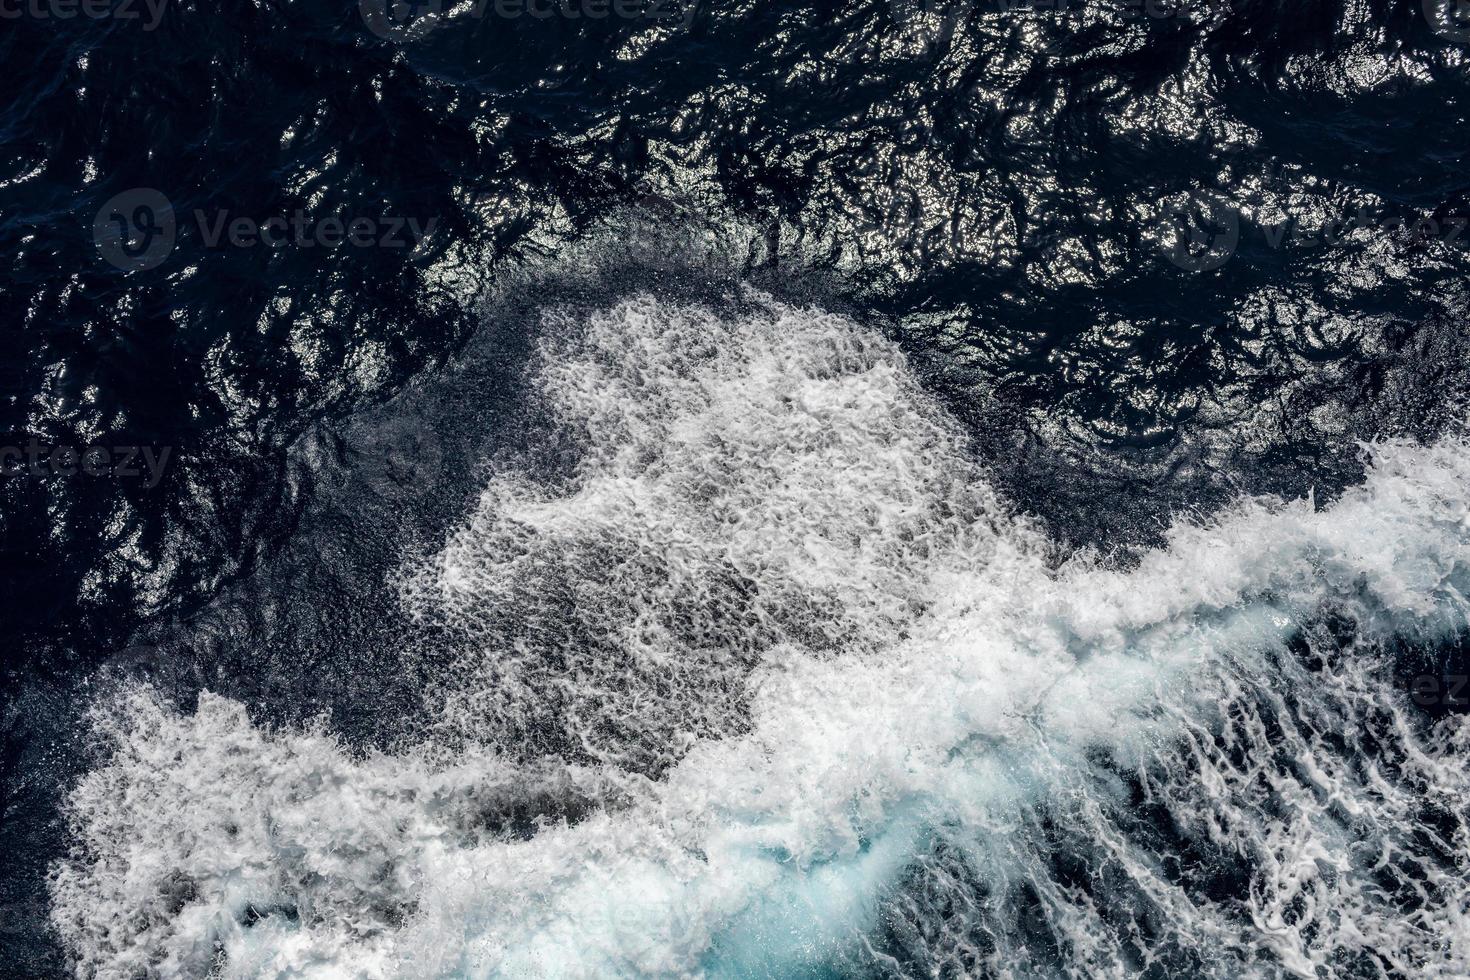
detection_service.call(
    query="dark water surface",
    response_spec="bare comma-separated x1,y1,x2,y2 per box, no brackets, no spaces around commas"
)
5,0,1470,975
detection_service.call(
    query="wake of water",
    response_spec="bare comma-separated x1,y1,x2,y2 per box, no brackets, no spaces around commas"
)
49,292,1470,978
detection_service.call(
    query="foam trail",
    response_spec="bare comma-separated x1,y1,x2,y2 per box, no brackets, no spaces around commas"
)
50,292,1470,979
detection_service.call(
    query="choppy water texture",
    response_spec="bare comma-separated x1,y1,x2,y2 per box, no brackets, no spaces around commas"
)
5,0,1470,975
46,294,1470,977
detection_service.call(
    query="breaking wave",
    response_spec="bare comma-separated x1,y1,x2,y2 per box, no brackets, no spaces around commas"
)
49,292,1470,978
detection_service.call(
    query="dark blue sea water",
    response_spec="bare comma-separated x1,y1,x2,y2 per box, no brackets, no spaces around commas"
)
5,0,1470,976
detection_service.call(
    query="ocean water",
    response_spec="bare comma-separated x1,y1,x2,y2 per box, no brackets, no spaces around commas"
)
42,292,1470,977
6,0,1470,976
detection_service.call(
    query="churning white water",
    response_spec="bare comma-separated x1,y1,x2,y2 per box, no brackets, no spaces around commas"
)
49,292,1470,978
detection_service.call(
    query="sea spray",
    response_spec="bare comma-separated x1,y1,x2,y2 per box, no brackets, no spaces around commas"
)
50,293,1470,978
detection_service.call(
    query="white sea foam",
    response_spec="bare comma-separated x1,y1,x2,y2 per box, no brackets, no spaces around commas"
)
50,292,1470,978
